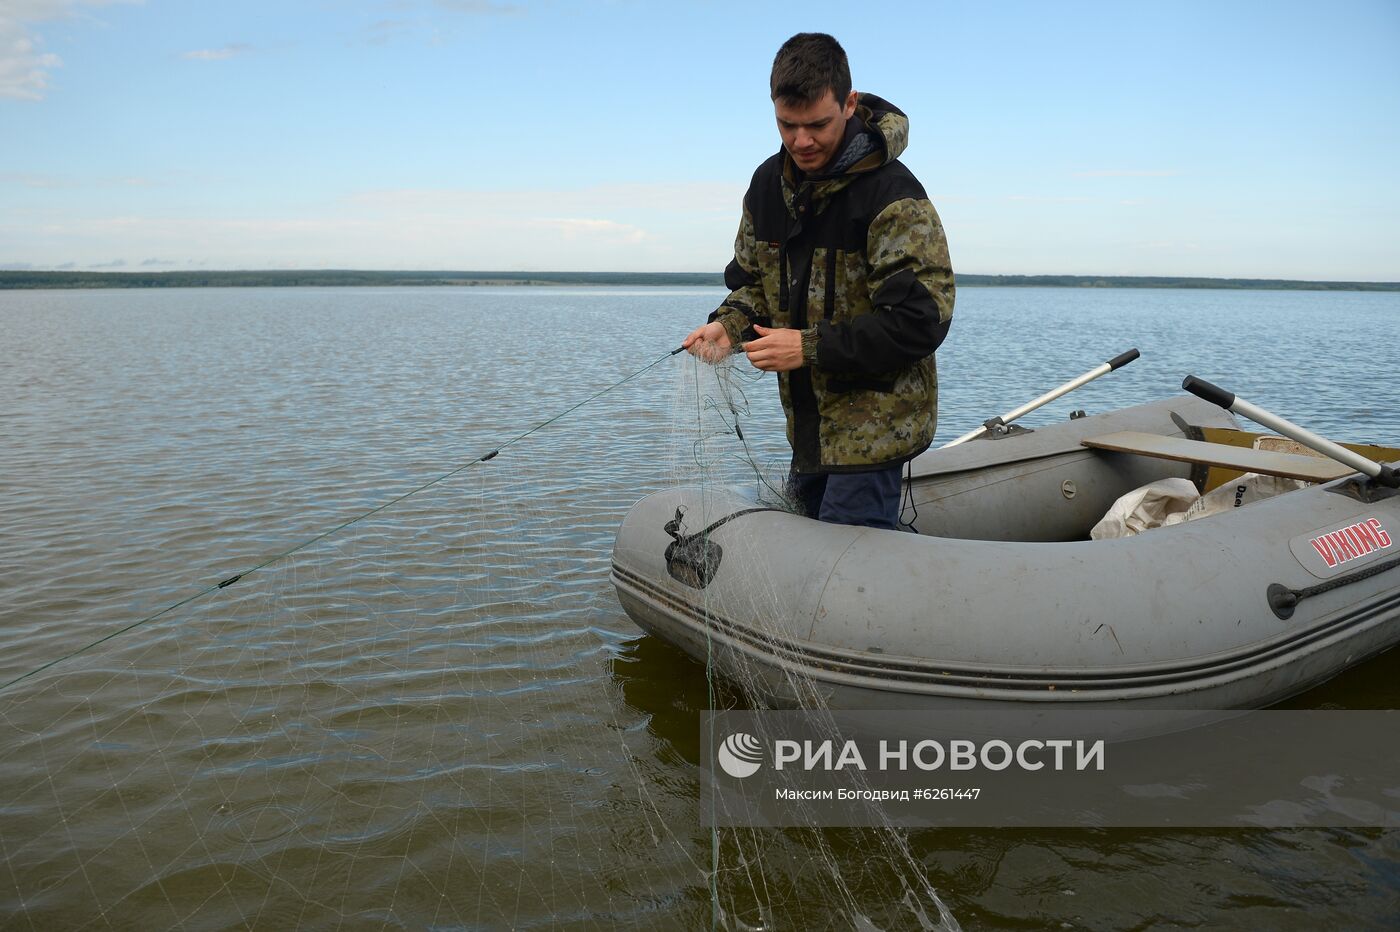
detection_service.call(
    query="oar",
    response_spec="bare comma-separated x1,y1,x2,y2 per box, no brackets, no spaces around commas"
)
1182,375,1399,488
941,348,1140,448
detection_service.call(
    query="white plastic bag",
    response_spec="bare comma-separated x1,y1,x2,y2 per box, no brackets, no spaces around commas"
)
1090,478,1199,540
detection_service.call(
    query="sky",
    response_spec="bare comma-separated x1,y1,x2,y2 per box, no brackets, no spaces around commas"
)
1,0,1398,279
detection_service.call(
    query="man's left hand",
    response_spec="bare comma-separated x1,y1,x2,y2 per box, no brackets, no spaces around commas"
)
744,324,806,372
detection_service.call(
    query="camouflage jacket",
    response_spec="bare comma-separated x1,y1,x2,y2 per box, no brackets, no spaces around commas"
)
713,93,954,473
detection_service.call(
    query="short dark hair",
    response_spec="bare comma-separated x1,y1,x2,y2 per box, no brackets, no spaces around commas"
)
770,33,851,106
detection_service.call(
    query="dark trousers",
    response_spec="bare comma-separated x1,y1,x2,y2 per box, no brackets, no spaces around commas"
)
786,462,904,530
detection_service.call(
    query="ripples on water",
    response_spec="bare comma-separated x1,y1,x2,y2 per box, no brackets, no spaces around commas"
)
1,286,1397,928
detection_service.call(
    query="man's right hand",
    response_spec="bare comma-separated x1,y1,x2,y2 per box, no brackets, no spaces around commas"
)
682,321,734,364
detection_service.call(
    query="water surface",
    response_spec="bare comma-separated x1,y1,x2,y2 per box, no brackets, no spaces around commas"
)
2,286,1398,928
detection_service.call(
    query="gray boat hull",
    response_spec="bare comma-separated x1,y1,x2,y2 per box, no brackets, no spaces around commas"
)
611,397,1400,711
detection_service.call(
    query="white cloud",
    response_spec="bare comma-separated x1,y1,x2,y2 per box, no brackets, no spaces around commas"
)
0,19,62,100
0,170,68,187
365,19,410,45
180,43,252,62
433,0,524,15
361,0,522,44
532,218,647,244
0,0,135,101
349,181,741,214
0,181,746,270
0,171,155,187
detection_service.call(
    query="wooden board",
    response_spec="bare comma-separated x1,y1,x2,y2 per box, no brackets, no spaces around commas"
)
1194,428,1400,492
1082,431,1355,483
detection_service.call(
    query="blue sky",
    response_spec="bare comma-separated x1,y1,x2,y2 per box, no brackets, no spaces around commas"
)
2,0,1397,279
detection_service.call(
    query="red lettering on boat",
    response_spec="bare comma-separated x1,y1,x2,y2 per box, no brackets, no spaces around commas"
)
1352,521,1382,551
1332,531,1358,560
1307,519,1392,569
1310,537,1338,567
1370,518,1392,548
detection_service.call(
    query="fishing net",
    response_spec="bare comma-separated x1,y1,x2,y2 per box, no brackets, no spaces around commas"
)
661,353,962,930
0,288,959,930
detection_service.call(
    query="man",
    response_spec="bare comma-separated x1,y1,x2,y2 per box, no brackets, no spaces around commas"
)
683,32,954,530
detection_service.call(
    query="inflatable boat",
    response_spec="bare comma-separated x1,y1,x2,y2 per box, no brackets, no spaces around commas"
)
611,395,1400,711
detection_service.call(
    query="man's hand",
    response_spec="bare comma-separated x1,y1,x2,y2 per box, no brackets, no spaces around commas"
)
744,324,806,372
682,321,733,364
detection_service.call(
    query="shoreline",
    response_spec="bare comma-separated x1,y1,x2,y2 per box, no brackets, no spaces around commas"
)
1,270,1398,292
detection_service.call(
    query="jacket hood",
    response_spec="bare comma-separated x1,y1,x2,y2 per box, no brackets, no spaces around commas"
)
853,93,909,166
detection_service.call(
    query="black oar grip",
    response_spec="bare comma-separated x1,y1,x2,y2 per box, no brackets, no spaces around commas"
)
1182,375,1236,410
1107,348,1140,371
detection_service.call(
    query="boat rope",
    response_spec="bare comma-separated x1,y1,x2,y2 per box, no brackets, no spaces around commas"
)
898,459,920,531
1268,552,1400,619
0,346,686,695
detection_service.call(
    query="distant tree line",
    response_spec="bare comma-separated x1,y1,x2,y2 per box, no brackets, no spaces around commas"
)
1,270,1397,292
956,274,1400,292
0,270,724,289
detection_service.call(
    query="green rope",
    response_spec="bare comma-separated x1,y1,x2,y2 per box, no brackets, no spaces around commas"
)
0,347,685,695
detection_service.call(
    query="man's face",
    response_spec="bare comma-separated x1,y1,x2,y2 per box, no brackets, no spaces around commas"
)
775,89,858,174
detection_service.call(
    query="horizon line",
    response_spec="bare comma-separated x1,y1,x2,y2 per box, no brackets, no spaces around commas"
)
2,269,1399,289
2,267,1400,281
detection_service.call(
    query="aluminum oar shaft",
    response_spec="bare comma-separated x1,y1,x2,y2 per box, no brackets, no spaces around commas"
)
943,348,1139,448
1182,375,1399,487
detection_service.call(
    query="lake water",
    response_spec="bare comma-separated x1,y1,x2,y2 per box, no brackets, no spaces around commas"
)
1,285,1398,929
